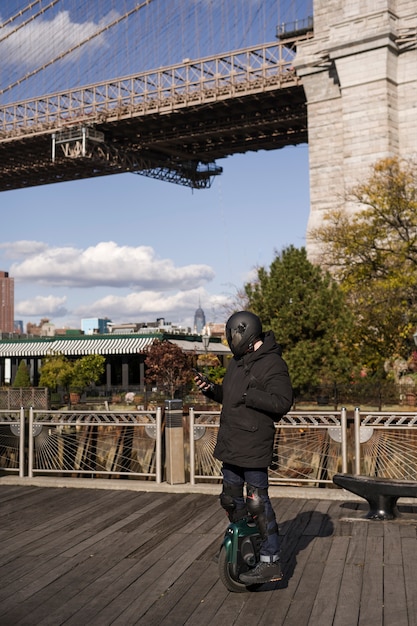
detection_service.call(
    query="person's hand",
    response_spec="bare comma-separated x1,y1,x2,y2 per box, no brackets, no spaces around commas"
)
193,370,212,392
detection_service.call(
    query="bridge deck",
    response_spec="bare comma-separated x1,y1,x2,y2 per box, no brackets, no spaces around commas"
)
0,481,416,625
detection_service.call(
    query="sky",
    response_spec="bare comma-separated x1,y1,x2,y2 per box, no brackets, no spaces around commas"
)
1,0,311,332
1,145,310,331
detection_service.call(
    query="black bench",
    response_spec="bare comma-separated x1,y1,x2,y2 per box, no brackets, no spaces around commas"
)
333,473,417,520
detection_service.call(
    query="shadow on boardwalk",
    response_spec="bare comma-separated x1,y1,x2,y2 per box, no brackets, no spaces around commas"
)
0,482,416,625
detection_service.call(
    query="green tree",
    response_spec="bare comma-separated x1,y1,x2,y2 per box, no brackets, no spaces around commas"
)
70,354,106,392
311,157,417,369
39,353,105,392
39,354,73,391
12,360,31,388
245,245,356,396
145,340,192,397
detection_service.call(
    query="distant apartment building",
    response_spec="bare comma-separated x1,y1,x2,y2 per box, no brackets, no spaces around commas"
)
0,271,14,333
26,318,55,337
81,318,111,335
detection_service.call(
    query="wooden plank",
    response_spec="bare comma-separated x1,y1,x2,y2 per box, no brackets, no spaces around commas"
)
358,534,383,625
0,484,416,625
255,538,317,626
281,534,332,625
383,524,409,626
308,536,350,624
402,536,417,626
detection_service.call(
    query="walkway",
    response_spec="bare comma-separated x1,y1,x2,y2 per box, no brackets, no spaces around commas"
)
0,478,416,625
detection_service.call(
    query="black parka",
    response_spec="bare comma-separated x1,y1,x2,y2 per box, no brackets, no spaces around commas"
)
207,330,293,468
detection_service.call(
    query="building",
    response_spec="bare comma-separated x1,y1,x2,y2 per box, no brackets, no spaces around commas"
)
0,271,14,334
81,318,110,335
0,331,230,388
193,305,206,334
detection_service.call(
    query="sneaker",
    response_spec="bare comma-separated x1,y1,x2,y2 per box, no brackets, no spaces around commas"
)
239,560,283,585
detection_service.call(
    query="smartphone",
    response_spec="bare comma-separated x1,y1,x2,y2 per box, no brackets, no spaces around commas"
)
192,368,210,386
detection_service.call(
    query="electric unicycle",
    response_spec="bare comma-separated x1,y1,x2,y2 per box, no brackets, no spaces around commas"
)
218,516,262,592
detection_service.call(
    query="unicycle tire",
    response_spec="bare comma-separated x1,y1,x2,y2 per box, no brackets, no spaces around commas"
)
218,545,257,593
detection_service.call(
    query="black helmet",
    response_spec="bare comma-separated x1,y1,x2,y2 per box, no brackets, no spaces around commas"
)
226,311,262,358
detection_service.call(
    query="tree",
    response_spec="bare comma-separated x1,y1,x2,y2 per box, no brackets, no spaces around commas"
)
311,157,417,369
70,354,106,392
144,340,192,397
245,245,356,396
39,353,105,392
12,360,31,388
39,354,73,391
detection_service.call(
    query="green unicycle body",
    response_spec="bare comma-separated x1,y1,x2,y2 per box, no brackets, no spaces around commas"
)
218,516,262,592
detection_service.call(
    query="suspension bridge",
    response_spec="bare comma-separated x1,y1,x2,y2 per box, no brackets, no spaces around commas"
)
0,1,313,191
1,0,416,250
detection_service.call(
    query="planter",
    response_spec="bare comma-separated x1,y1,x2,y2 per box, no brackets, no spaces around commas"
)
69,391,80,405
405,393,416,406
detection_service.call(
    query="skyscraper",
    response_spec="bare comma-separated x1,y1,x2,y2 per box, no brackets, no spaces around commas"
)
194,303,206,334
0,271,14,333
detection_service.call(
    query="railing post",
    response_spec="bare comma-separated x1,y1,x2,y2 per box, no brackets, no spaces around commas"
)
189,408,195,485
340,407,348,474
19,407,25,478
354,407,361,475
28,407,34,478
156,406,162,484
164,399,185,484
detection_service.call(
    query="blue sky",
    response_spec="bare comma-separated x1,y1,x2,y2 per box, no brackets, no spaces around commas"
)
1,1,311,331
1,145,310,330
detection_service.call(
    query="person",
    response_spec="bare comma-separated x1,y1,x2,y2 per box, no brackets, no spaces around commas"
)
194,311,293,584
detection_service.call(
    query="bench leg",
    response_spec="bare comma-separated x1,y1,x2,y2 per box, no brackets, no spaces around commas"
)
365,494,400,520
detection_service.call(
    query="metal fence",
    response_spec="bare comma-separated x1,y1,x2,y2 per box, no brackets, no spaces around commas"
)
3,406,417,484
28,407,162,481
0,408,25,476
189,408,348,486
354,408,417,479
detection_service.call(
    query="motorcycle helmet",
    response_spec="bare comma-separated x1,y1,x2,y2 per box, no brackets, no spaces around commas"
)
225,311,262,358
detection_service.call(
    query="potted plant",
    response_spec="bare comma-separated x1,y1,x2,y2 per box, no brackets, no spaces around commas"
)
69,354,106,403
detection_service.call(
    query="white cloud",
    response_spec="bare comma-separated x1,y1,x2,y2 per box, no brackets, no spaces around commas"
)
74,288,229,322
15,295,68,318
0,10,115,67
0,240,48,258
10,241,215,290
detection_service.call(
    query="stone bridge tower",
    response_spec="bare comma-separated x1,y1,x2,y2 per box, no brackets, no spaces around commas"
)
294,0,417,261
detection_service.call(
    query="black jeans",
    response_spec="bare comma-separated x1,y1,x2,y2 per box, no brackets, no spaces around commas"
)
222,463,280,561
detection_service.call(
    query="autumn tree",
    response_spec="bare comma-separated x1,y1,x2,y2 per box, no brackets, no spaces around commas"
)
311,157,417,369
144,340,193,397
245,245,356,396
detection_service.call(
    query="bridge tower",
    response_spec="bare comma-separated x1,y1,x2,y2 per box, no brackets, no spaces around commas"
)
294,0,417,261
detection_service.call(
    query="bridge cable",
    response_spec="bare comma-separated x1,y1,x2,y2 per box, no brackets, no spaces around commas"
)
0,1,60,44
0,0,155,98
0,0,45,29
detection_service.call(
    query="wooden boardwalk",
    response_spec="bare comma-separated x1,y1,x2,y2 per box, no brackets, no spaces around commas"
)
0,482,417,625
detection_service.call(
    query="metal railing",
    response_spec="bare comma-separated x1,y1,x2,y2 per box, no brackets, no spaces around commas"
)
3,406,417,484
0,408,25,476
354,408,417,479
28,407,162,481
189,408,348,486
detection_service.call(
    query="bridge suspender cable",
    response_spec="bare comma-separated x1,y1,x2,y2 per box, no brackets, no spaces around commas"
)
0,0,155,98
0,0,45,29
0,1,60,43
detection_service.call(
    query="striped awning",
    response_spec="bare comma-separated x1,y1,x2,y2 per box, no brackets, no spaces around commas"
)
0,336,155,358
168,339,230,354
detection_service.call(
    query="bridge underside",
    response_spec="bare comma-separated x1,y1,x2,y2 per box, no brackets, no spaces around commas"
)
0,86,307,191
